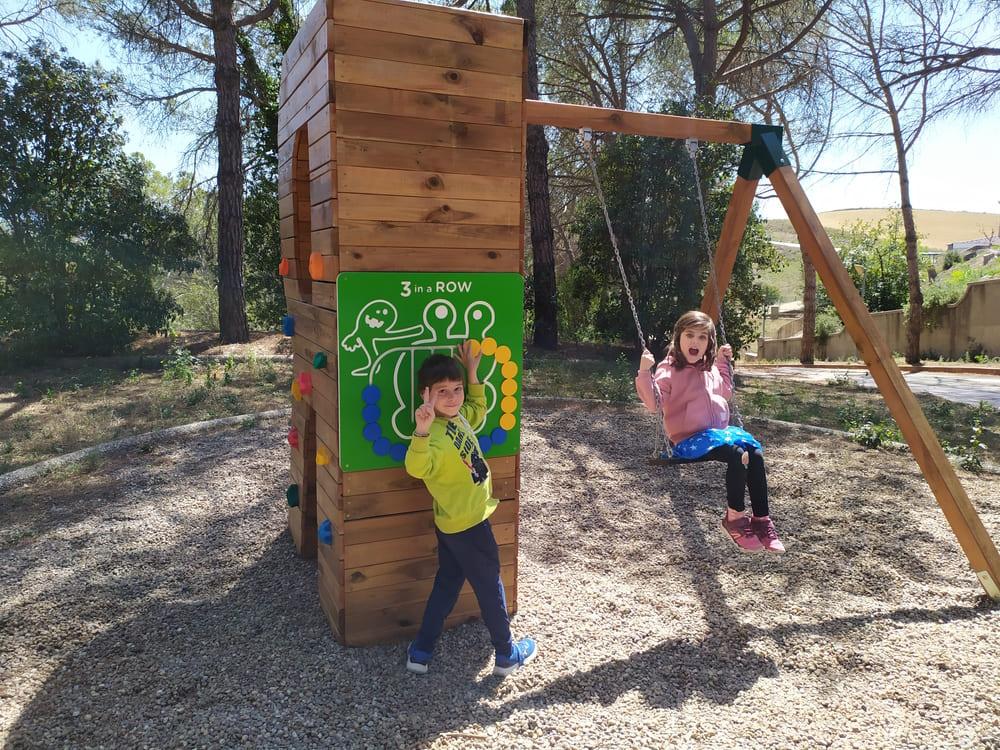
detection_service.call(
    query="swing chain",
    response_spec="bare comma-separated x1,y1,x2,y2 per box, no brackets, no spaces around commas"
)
577,128,647,351
684,139,744,429
579,128,668,456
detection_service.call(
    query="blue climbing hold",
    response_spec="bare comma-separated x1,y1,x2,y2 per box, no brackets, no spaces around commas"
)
282,315,294,336
318,519,333,545
362,404,380,423
373,437,391,456
389,443,407,462
363,422,381,442
361,384,381,404
490,427,508,445
478,435,492,454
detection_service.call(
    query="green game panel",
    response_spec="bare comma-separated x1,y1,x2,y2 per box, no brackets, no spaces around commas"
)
336,272,524,473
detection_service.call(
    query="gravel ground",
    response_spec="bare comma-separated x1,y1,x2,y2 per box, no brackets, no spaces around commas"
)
2,400,999,749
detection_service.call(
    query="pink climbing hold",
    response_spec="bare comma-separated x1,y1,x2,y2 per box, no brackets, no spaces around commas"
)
298,371,313,396
287,426,299,448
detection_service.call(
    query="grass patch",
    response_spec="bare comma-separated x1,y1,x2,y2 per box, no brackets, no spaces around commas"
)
0,356,292,472
2,345,996,473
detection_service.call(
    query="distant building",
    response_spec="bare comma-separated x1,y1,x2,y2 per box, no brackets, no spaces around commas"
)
947,238,995,253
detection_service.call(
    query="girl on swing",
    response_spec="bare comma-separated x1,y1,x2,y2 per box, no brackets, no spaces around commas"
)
635,310,785,554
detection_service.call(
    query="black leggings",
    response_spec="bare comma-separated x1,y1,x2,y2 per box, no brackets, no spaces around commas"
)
689,444,770,517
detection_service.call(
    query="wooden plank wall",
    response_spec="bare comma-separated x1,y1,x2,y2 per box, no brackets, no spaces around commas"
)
277,0,526,645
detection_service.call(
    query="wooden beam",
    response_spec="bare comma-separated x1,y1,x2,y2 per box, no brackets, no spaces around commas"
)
524,100,753,144
700,175,760,319
769,164,1000,600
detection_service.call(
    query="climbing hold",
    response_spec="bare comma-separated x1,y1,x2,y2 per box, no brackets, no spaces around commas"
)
282,315,294,336
290,379,302,401
309,252,324,280
286,484,300,507
318,519,333,545
278,258,289,276
316,445,331,466
287,426,299,448
312,352,328,369
298,371,313,396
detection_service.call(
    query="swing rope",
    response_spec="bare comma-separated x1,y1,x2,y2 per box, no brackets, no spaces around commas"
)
576,128,743,459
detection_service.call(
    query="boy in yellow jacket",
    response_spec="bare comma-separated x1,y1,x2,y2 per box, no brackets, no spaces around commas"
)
404,340,537,676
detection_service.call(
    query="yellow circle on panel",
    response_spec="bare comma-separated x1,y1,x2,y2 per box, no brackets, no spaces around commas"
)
499,413,516,430
501,379,518,396
501,361,518,379
481,337,497,356
494,345,511,364
468,339,481,357
501,396,517,413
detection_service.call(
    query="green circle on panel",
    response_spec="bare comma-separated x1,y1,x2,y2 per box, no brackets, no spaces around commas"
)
336,272,524,472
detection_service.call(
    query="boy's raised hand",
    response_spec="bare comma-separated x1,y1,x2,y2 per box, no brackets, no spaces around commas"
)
640,348,656,371
414,387,436,434
455,340,482,383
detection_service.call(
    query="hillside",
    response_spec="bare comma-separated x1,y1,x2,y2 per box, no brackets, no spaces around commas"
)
765,208,1000,251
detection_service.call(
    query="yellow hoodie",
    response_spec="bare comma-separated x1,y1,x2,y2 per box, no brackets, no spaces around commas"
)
404,383,497,534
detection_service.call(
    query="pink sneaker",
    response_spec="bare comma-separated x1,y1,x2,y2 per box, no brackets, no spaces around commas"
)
721,514,764,553
751,517,786,554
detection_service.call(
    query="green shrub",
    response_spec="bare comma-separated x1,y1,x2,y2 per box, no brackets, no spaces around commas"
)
596,354,636,403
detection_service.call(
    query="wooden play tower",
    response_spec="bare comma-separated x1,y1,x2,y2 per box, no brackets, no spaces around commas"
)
277,0,1000,646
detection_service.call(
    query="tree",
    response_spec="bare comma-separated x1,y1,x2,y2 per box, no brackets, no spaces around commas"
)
239,0,297,329
0,44,195,359
822,0,969,364
565,118,780,353
67,0,282,342
517,0,559,349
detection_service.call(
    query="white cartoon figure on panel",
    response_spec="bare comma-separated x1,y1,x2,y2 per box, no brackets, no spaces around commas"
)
411,299,459,345
359,299,500,440
341,299,425,377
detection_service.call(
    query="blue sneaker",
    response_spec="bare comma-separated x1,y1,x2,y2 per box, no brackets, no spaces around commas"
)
493,637,537,676
406,642,431,675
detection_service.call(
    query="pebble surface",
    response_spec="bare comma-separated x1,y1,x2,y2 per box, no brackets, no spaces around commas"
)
1,401,998,749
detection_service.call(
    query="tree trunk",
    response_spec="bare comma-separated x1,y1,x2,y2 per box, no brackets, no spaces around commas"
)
517,0,557,349
213,0,250,343
800,248,816,364
896,148,923,365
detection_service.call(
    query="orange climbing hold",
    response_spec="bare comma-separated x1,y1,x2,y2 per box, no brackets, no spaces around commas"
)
309,252,323,280
278,258,289,276
290,379,302,401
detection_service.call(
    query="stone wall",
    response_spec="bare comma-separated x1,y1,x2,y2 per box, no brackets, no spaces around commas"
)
758,277,1000,360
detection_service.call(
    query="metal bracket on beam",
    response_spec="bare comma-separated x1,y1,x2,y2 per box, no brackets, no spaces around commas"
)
737,124,790,180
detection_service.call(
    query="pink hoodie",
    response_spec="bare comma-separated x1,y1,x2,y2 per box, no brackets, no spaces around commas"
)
634,355,733,444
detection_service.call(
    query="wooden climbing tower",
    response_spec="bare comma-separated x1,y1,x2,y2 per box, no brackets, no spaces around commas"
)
277,0,525,646
278,0,998,648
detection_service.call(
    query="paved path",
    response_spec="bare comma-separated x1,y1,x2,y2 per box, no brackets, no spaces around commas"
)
744,367,1000,408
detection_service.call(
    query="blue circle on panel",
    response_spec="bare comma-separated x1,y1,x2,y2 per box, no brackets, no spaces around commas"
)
362,404,380,423
373,437,391,456
389,443,407,462
363,423,381,442
478,435,492,454
490,428,507,445
362,385,381,404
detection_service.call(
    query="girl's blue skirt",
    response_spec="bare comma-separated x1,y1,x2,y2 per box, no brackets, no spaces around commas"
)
669,426,762,460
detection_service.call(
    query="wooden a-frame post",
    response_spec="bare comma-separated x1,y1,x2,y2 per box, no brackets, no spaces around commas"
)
524,104,1000,600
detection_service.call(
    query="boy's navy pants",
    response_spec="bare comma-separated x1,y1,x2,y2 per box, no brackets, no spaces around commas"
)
412,519,513,657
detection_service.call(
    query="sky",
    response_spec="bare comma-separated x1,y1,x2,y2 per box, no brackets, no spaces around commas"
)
11,10,1000,223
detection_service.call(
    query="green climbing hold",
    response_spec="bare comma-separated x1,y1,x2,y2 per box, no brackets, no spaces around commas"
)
286,484,300,508
312,352,328,369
